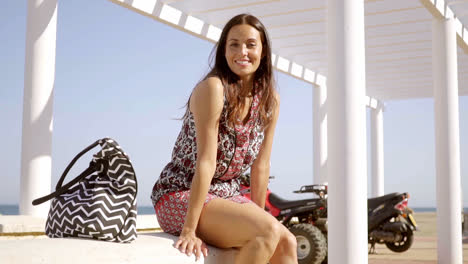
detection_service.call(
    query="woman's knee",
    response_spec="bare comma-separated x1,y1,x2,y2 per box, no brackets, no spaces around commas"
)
255,220,282,252
276,226,298,255
284,230,298,253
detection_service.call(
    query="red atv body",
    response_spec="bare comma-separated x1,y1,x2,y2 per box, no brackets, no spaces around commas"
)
239,174,328,264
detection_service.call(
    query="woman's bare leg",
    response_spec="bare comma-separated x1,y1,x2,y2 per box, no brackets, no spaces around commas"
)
269,225,298,264
197,198,297,264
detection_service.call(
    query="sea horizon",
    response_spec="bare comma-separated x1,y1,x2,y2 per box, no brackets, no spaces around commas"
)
0,204,156,215
1,204,467,216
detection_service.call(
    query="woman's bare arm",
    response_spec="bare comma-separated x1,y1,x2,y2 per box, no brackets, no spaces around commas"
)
250,92,280,208
174,77,224,260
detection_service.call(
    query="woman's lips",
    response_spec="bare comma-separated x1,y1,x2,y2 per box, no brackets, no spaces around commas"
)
235,59,250,66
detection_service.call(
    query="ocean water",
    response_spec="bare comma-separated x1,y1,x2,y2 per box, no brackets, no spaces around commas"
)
2,204,466,216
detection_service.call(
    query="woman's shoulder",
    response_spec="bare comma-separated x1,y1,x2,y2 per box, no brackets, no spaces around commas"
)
194,76,224,96
190,76,225,113
197,76,224,93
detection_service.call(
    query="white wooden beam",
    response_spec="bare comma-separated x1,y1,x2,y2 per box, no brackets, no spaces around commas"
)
420,0,468,53
107,0,330,88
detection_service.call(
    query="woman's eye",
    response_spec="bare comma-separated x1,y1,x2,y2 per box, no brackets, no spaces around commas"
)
248,43,256,47
230,43,239,47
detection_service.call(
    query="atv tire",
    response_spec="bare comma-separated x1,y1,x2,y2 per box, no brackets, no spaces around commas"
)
289,223,327,264
385,228,414,253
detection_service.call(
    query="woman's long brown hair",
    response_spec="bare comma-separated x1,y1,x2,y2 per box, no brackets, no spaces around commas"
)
186,14,277,128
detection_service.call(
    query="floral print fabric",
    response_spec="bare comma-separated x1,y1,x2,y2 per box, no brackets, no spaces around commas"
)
154,191,252,235
151,90,265,206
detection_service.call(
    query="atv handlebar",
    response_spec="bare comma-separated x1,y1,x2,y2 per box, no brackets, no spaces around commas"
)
293,184,328,197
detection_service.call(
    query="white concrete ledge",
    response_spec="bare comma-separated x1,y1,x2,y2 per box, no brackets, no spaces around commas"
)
0,215,45,233
0,232,237,264
0,215,236,263
0,214,160,234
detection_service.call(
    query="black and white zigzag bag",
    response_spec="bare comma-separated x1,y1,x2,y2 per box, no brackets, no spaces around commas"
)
32,138,138,243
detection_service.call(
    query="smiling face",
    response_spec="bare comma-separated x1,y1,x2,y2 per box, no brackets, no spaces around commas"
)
224,24,263,83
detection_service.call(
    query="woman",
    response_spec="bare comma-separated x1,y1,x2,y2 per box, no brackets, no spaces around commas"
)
151,14,298,264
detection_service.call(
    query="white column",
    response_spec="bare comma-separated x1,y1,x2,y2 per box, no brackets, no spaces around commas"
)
327,0,368,264
20,0,58,217
313,84,328,184
370,104,384,197
432,17,463,264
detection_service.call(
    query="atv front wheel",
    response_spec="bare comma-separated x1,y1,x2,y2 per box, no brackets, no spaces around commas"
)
385,229,414,253
289,223,327,264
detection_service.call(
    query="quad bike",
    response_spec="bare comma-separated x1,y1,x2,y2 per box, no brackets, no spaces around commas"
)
240,174,418,263
240,174,328,264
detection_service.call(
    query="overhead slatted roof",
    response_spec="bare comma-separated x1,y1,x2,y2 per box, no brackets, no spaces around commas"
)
111,0,468,101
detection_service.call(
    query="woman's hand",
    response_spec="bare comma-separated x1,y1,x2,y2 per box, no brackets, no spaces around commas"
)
174,230,209,261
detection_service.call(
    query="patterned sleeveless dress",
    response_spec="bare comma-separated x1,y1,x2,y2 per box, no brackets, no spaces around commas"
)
151,89,265,235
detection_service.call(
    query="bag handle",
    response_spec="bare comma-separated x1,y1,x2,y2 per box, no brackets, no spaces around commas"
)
55,139,104,190
32,138,105,206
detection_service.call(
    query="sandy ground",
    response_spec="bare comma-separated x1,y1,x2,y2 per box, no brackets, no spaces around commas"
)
368,212,468,264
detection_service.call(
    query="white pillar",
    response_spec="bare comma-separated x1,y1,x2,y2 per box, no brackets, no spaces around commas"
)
20,0,58,217
327,0,368,264
370,104,384,197
313,84,328,184
432,17,463,264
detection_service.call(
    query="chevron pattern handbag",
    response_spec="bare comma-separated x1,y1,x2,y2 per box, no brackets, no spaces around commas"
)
32,138,138,243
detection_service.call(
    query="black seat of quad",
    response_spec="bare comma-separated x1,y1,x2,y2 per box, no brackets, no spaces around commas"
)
268,193,320,210
368,192,401,210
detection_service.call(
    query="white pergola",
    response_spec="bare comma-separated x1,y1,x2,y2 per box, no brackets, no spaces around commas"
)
21,0,467,263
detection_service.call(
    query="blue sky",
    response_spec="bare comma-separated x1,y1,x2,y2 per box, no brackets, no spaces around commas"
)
1,0,467,207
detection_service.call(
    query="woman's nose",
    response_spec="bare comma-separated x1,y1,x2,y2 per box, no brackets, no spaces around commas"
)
241,44,248,56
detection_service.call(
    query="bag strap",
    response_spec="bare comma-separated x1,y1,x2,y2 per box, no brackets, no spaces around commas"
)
32,138,105,206
55,139,104,190
32,166,96,205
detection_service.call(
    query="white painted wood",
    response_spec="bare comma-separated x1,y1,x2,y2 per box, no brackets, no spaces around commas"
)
20,0,58,217
370,104,384,197
432,17,463,264
421,0,468,52
106,0,468,100
327,0,368,263
313,84,328,184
